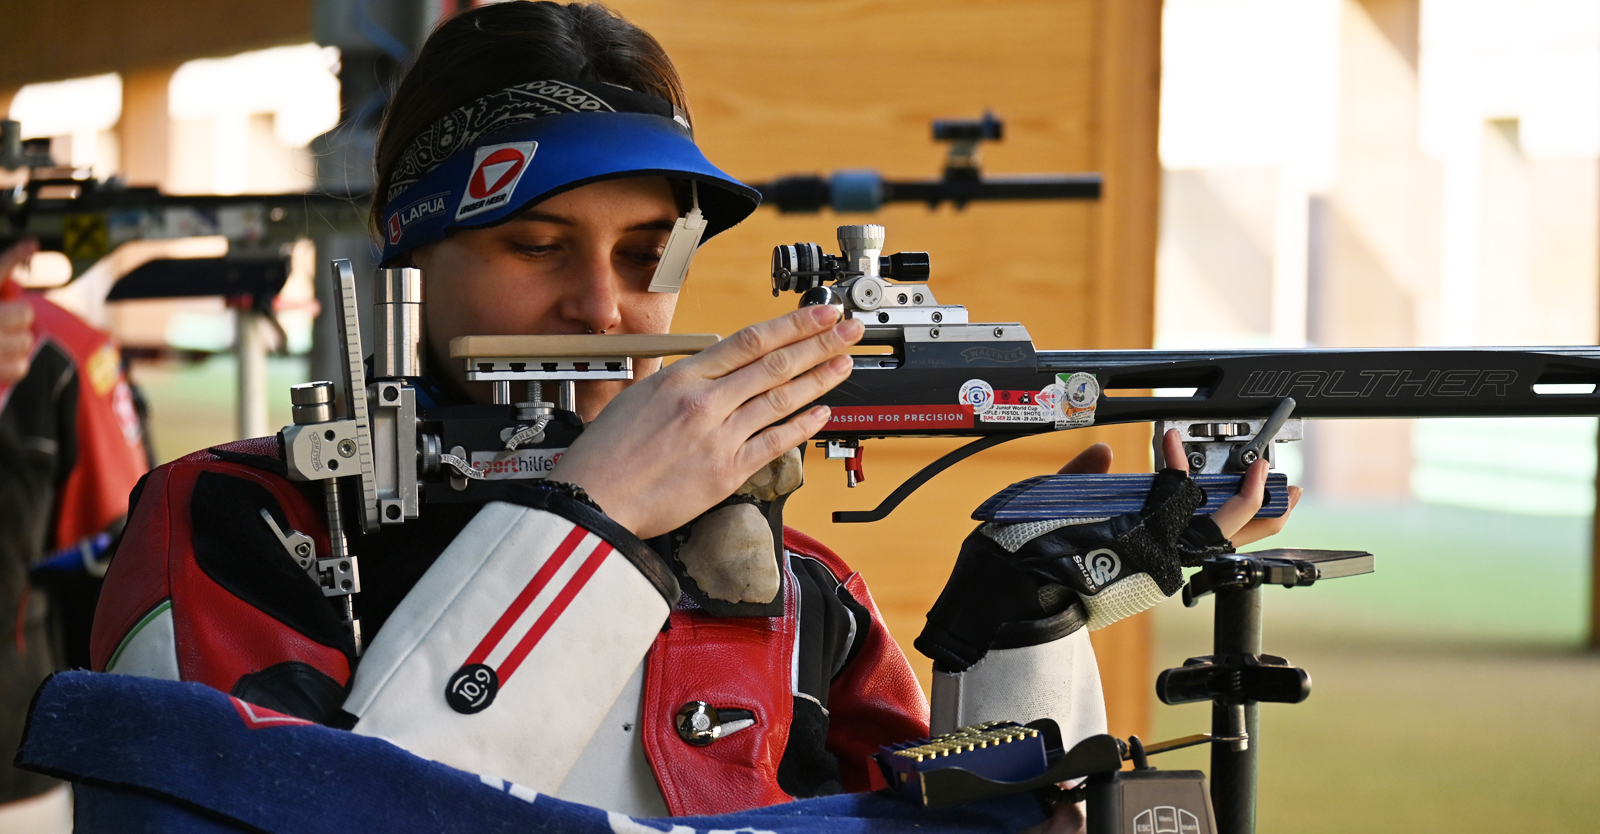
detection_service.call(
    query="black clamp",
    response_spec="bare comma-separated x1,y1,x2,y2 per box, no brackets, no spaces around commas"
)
1181,554,1321,607
1155,653,1311,708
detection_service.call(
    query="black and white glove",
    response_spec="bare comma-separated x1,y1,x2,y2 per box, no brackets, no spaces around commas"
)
915,469,1233,674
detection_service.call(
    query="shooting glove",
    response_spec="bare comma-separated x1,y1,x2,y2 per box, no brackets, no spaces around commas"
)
915,469,1233,675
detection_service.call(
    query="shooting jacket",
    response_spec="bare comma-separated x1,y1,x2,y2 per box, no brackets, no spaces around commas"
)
1,292,149,804
89,438,929,816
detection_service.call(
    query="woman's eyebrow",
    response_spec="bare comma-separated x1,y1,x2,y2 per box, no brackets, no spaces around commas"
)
514,210,576,226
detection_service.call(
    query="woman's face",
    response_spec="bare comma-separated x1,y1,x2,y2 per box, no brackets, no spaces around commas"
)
411,176,682,420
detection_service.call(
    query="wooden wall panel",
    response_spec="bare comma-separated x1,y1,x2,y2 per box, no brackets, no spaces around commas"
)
610,0,1163,739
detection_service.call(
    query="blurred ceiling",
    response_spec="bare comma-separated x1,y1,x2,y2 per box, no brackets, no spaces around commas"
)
0,0,312,89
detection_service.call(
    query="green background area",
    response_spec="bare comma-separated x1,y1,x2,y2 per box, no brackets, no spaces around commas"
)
1151,500,1600,834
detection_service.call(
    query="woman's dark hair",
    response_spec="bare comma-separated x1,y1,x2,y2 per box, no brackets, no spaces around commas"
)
371,1,688,227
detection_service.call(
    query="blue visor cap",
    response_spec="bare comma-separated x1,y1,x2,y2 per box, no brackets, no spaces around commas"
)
380,112,760,265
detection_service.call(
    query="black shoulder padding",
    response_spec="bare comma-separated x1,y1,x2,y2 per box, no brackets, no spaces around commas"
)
189,471,353,658
789,555,866,693
207,443,288,478
231,661,349,725
831,581,872,678
351,502,478,641
775,695,843,800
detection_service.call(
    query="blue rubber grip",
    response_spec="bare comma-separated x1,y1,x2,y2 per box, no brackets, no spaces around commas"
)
972,472,1291,523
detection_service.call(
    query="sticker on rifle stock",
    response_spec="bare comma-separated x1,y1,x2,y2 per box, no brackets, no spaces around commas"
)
979,388,1056,424
825,405,974,430
1055,372,1099,429
469,448,567,479
958,379,994,414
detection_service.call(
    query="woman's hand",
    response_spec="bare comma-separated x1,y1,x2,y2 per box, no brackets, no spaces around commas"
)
550,305,862,539
1058,430,1302,547
0,239,40,385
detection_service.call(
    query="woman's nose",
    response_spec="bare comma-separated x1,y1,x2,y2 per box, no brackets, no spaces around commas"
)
559,246,625,334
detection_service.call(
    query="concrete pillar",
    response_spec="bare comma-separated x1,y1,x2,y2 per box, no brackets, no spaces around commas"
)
117,65,177,189
1303,0,1433,499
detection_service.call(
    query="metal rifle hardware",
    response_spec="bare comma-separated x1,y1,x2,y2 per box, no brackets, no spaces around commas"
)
259,509,315,573
277,262,717,655
772,224,1600,525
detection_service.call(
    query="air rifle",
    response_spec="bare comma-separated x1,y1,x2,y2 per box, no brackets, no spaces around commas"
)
772,223,1600,523
2,118,365,294
772,222,1600,833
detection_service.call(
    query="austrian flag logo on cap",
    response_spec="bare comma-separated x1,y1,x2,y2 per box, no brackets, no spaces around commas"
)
456,141,538,221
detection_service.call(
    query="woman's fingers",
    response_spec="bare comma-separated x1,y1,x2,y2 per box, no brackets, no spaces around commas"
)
1230,485,1302,547
737,405,832,473
689,305,844,378
1162,428,1188,475
716,316,861,409
0,299,34,385
1057,443,1113,475
727,353,852,437
1209,458,1268,538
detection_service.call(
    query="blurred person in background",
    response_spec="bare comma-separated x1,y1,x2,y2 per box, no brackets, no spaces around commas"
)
0,237,150,830
83,3,1293,831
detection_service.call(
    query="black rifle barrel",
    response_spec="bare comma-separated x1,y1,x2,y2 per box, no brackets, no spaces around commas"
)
816,345,1600,442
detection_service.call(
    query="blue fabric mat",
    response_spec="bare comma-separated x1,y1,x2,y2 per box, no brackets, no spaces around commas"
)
19,672,1044,834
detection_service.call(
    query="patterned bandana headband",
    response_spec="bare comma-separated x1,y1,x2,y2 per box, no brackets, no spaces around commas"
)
378,79,761,288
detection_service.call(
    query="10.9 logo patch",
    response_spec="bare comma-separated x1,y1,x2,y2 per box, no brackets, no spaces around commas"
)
446,663,500,714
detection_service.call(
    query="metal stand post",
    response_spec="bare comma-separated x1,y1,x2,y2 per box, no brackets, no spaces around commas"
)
235,304,269,439
1209,585,1262,834
1155,549,1373,834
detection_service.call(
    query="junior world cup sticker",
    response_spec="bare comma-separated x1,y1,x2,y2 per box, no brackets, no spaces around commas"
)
456,141,538,221
958,379,995,414
979,389,1053,423
1056,372,1099,428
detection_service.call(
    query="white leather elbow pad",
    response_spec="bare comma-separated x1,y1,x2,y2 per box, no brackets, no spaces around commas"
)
930,627,1108,749
343,500,676,791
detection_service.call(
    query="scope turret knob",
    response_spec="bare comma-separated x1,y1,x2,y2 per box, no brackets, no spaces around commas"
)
837,224,886,278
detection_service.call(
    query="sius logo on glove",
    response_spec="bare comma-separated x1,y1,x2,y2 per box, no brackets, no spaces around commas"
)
1085,548,1121,587
456,141,538,221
